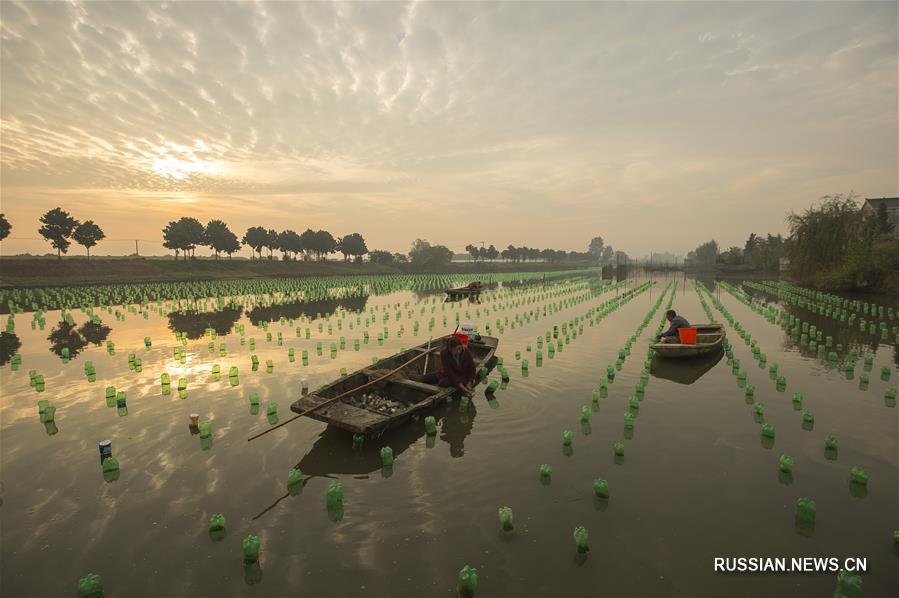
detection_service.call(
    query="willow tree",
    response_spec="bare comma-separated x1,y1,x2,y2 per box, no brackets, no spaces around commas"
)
785,194,864,283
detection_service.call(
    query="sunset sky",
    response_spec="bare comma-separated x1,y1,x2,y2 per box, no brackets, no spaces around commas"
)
1,1,896,258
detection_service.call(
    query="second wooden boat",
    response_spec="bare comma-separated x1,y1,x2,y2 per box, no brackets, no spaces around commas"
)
650,323,726,358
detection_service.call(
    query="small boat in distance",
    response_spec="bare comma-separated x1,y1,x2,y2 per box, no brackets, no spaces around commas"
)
445,281,482,298
650,323,726,358
290,334,498,438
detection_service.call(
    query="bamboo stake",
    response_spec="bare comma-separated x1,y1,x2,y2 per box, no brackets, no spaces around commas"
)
247,349,432,442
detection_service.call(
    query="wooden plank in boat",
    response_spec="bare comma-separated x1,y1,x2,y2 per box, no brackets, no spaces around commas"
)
295,395,386,429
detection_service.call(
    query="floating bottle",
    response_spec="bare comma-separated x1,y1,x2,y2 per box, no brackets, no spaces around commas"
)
778,454,795,473
795,497,816,523
498,506,514,531
76,574,103,598
592,478,609,498
266,403,278,415
562,430,573,446
539,463,551,479
326,481,343,509
457,565,478,598
208,513,226,533
287,467,304,489
825,435,839,450
761,424,775,438
849,466,868,485
242,535,260,563
198,421,212,439
613,442,625,456
425,416,437,435
573,526,589,553
380,446,394,466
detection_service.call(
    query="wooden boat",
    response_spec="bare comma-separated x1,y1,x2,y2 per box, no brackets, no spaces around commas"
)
650,323,726,358
289,334,498,438
445,283,482,297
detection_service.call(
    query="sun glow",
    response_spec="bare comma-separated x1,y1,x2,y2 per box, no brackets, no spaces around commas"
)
151,154,220,180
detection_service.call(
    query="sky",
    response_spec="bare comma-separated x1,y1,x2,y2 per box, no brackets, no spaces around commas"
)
1,1,896,258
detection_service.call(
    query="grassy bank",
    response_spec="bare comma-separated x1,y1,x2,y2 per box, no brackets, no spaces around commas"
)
0,257,594,288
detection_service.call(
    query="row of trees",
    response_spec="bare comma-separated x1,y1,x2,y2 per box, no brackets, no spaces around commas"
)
687,234,785,269
0,212,633,269
463,237,626,265
684,193,896,290
4,208,107,259
161,218,369,261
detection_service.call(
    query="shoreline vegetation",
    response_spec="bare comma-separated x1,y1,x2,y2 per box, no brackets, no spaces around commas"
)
0,257,597,288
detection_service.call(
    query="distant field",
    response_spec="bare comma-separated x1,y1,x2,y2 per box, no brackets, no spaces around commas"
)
0,257,593,288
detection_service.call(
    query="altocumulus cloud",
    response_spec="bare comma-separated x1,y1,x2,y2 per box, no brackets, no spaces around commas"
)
0,0,895,255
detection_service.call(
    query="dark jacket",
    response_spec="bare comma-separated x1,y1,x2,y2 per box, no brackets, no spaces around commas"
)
438,347,476,387
661,315,691,338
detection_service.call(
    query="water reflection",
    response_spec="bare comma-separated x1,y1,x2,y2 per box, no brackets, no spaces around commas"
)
167,307,243,339
246,296,368,323
650,348,724,385
47,320,111,358
0,331,21,366
293,401,477,477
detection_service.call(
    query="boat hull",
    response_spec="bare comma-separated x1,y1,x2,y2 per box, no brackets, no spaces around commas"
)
650,324,726,358
290,335,498,437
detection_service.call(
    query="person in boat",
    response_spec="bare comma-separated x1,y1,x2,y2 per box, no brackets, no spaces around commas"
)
658,310,691,343
422,336,476,397
467,281,482,291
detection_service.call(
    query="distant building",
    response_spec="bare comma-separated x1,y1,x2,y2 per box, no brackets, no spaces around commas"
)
779,256,790,272
862,197,899,238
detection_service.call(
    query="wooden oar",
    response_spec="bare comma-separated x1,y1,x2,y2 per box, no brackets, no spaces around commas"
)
247,349,432,442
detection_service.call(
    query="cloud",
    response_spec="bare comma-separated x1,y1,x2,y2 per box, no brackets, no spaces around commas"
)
0,0,896,257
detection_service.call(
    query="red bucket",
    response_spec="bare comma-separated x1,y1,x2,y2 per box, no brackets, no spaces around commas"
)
678,327,697,345
452,333,469,346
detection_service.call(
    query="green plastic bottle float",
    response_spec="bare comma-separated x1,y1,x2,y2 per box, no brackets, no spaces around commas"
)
266,402,278,416
778,454,795,473
573,526,589,553
539,463,552,480
795,497,816,523
562,430,573,446
849,466,869,485
457,565,478,598
425,416,437,435
208,513,226,538
76,573,104,598
802,410,814,424
287,467,304,489
380,446,394,466
326,482,343,509
592,478,610,498
623,413,635,430
613,442,625,456
834,570,862,598
761,424,775,439
198,421,212,439
352,434,364,449
498,506,514,531
825,435,839,450
242,535,260,563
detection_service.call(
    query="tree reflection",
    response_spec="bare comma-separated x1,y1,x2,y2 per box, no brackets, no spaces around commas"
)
0,331,21,366
46,320,112,358
167,306,243,340
246,296,368,323
79,321,112,346
48,321,88,358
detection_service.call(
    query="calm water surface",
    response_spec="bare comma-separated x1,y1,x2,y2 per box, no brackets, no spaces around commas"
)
1,273,896,597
